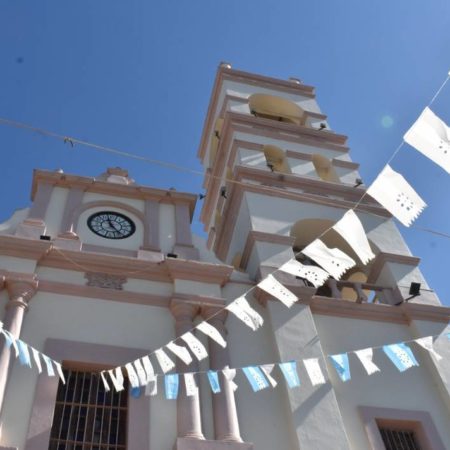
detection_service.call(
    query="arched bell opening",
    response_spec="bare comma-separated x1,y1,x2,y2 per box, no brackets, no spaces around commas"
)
248,93,306,125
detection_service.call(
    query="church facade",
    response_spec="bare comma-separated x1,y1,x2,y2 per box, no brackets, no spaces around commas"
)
0,64,449,450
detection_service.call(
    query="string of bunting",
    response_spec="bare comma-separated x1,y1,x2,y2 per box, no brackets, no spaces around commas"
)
1,70,450,401
2,319,448,399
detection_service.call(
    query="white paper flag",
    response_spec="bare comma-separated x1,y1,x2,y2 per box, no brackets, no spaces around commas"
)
279,259,329,288
2,330,19,357
125,363,140,388
181,332,209,361
108,367,125,392
141,356,155,383
145,377,158,396
167,341,193,365
333,210,375,264
196,321,227,348
260,364,278,387
303,358,326,386
226,296,264,331
404,107,450,174
258,274,298,307
302,239,356,280
367,165,426,227
100,371,111,392
133,359,148,386
354,348,380,375
54,362,66,384
42,354,55,377
415,336,442,361
154,349,176,373
223,367,238,392
31,348,42,374
184,373,198,396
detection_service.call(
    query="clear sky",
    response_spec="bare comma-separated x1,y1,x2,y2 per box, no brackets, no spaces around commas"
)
0,0,449,304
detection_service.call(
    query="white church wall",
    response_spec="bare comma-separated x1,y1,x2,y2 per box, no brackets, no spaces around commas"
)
82,192,145,213
225,198,252,265
237,148,268,170
287,157,316,177
334,166,360,185
314,314,450,449
0,256,38,274
1,292,175,450
174,279,221,298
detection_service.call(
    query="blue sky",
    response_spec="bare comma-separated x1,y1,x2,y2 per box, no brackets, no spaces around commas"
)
0,0,449,304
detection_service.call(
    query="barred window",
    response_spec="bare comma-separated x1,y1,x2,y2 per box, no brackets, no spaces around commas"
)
378,426,421,450
49,368,128,450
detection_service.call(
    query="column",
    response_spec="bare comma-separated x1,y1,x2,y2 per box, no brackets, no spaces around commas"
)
0,274,38,414
202,307,243,442
170,300,205,441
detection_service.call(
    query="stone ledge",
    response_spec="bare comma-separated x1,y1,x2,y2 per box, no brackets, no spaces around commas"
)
176,438,254,450
0,446,18,450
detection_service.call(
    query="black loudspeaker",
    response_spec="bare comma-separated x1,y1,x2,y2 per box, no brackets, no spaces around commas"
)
409,282,421,296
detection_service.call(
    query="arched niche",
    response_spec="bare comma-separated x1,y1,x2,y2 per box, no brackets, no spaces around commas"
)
209,118,224,167
263,145,291,174
248,94,306,125
312,154,340,182
290,218,376,299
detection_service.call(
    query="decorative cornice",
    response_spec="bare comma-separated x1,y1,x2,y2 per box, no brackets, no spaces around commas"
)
0,236,52,261
331,158,360,170
368,253,421,283
241,231,295,270
31,170,198,219
308,295,450,325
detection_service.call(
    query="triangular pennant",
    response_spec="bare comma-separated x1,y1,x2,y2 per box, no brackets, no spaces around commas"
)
279,361,300,388
184,373,198,396
54,362,66,384
226,296,264,331
133,359,149,386
141,356,155,383
223,367,238,392
1,330,19,357
258,274,298,307
383,343,419,372
31,348,42,374
303,358,326,386
196,321,227,348
17,340,32,368
242,366,270,392
108,367,125,392
100,371,111,392
279,259,329,288
332,210,375,264
166,341,193,365
125,363,140,388
154,349,176,374
329,354,351,382
404,107,450,174
415,336,442,361
180,332,209,361
367,165,426,227
165,374,179,399
354,348,380,375
302,240,356,280
42,354,55,377
145,377,158,396
260,364,277,387
207,370,221,394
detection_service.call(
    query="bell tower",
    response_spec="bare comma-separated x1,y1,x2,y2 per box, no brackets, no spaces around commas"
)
197,63,445,449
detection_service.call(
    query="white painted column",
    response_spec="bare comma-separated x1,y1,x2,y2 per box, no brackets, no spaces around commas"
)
170,300,205,440
0,275,38,414
202,307,243,442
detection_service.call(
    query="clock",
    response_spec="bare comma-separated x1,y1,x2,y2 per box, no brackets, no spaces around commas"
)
87,211,136,239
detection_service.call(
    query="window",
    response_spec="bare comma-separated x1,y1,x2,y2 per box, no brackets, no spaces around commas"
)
378,426,421,450
49,369,129,450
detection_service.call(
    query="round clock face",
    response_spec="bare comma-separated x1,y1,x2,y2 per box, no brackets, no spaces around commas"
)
87,211,136,239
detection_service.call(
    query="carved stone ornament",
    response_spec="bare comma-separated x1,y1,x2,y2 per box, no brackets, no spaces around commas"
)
85,272,127,290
